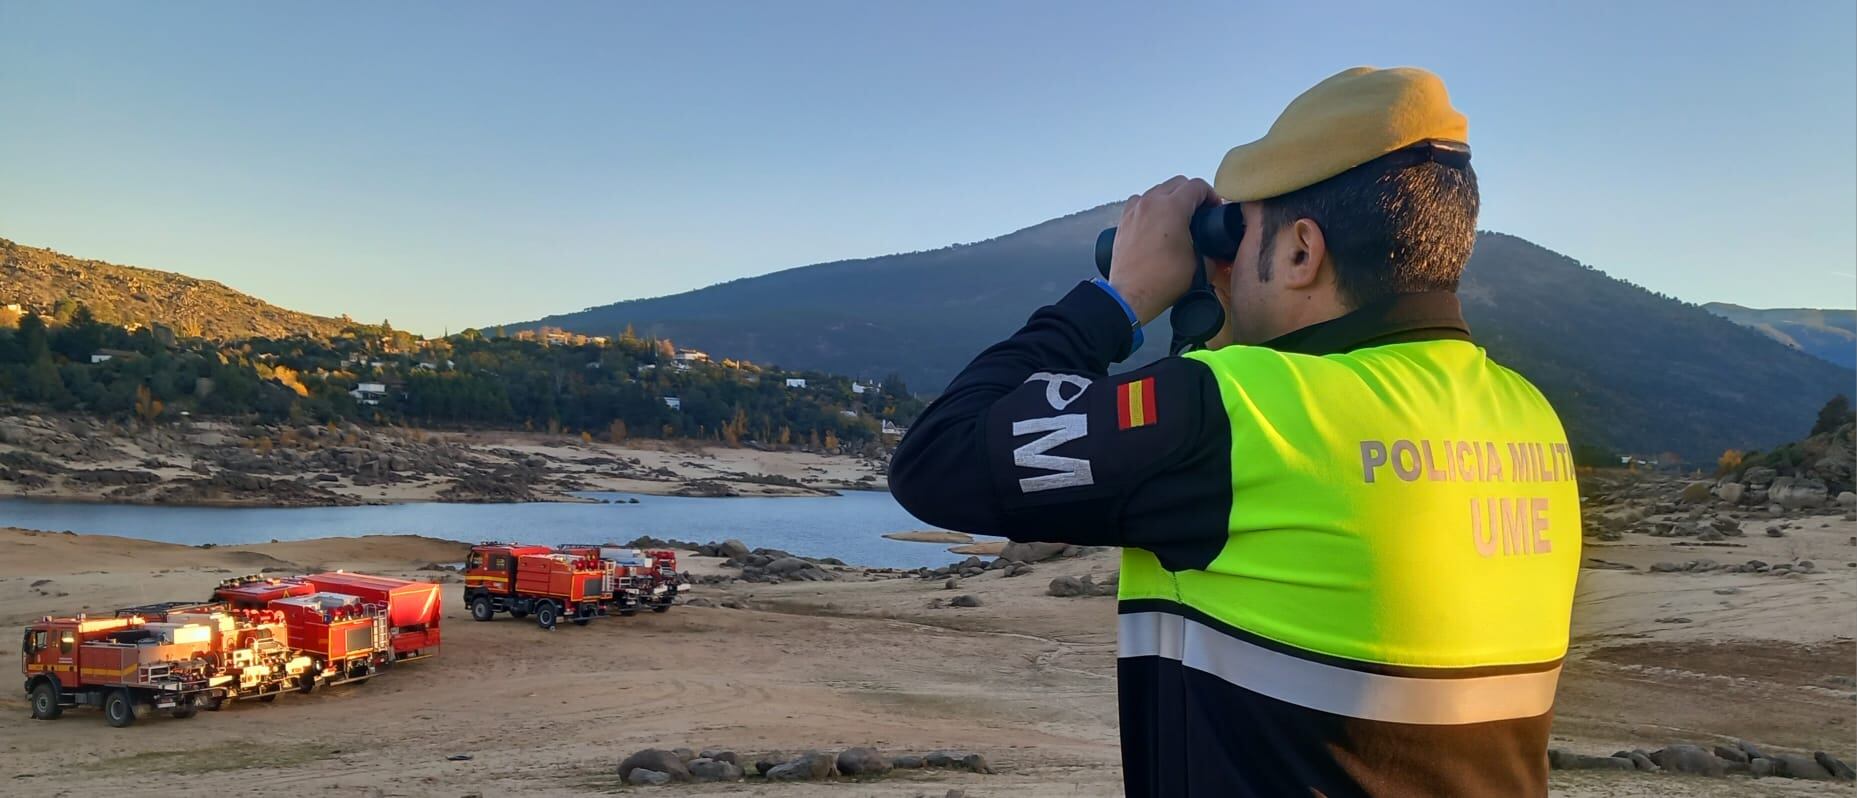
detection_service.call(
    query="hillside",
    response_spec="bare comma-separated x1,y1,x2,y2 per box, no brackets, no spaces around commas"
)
0,238,345,340
1703,302,1855,368
506,210,1854,462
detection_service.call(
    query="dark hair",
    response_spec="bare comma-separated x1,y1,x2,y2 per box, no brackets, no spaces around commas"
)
1255,152,1479,308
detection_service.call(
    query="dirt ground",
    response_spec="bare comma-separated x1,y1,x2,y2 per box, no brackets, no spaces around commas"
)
0,511,1852,797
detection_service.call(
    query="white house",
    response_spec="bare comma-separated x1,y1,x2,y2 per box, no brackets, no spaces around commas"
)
840,409,858,418
350,382,388,406
674,349,709,363
663,396,682,410
784,378,808,389
90,353,114,364
881,420,908,438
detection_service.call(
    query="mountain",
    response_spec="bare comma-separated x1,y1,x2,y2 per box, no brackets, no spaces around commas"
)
507,209,1853,462
1702,303,1855,368
0,237,345,340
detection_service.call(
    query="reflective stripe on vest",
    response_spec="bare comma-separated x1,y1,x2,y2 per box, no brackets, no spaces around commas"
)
1118,339,1580,721
1118,611,1561,725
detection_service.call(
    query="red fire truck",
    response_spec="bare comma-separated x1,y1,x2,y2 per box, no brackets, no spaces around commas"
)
558,544,683,615
214,573,441,663
464,543,611,629
112,601,314,705
302,572,441,662
23,614,222,727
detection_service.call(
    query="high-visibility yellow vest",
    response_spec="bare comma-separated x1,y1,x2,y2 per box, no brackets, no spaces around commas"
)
1118,339,1580,724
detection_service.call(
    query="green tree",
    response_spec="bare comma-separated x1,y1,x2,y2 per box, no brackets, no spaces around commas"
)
1811,394,1852,436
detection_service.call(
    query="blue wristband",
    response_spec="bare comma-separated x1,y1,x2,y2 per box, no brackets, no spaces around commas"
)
1089,278,1145,358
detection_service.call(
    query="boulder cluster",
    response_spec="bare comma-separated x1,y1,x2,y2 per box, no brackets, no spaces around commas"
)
617,745,995,785
1549,741,1853,782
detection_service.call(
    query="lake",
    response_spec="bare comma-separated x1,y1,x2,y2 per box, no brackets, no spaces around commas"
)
0,491,975,569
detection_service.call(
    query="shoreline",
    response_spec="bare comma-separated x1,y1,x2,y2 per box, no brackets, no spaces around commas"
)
0,413,891,508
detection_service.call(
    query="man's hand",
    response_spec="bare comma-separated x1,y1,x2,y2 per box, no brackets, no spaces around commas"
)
1109,176,1217,325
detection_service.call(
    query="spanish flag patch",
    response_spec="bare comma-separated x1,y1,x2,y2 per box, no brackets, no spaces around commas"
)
1116,376,1157,430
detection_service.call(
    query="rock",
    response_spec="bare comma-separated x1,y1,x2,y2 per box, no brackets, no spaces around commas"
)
1651,744,1725,776
836,747,892,776
1797,560,1817,573
1650,562,1683,573
626,768,672,786
892,755,926,769
1714,745,1749,764
1714,587,1741,595
1698,529,1725,542
687,758,743,782
1839,492,1857,509
790,750,838,779
1000,541,1069,563
946,791,966,798
950,594,982,608
943,578,960,590
1654,616,1693,624
985,558,1008,570
1814,751,1855,780
1709,517,1740,533
1719,483,1747,504
1767,526,1787,537
1772,476,1830,509
924,751,959,768
960,753,995,774
699,749,740,766
1627,751,1660,772
1549,749,1633,770
1773,753,1833,779
1678,481,1713,504
618,749,691,782
1750,758,1775,777
1744,467,1778,488
766,557,809,575
684,597,716,608
719,539,751,561
671,747,696,762
1047,575,1093,597
753,751,788,776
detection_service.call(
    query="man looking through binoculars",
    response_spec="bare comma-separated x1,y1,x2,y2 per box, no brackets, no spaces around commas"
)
892,66,1581,797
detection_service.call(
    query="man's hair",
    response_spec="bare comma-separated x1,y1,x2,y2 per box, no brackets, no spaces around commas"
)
1255,153,1479,308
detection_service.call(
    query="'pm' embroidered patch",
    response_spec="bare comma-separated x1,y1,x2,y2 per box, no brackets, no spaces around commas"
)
1116,377,1156,430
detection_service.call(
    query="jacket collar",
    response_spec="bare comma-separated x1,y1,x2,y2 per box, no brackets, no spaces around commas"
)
1260,291,1471,356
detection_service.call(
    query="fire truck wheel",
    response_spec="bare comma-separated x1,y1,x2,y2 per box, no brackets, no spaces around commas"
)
652,603,672,613
170,706,198,719
470,595,494,622
297,672,318,694
535,601,559,629
28,682,61,720
104,689,137,728
201,695,224,712
258,694,278,703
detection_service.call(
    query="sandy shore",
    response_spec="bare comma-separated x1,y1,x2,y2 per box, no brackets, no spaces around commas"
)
1,503,1853,796
0,413,888,507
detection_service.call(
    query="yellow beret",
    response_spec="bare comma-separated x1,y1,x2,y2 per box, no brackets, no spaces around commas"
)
1214,66,1468,202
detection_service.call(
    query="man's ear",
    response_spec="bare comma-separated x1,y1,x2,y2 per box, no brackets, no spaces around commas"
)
1282,218,1328,290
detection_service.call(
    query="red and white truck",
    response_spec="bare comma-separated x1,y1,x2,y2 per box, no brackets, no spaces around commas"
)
558,544,683,615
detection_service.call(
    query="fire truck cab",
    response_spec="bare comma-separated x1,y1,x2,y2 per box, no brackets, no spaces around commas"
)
464,543,610,629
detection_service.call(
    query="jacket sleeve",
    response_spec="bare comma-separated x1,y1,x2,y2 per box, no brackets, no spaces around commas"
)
890,282,1233,571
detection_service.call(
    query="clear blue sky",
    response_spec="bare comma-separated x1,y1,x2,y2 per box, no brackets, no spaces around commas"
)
2,1,1852,334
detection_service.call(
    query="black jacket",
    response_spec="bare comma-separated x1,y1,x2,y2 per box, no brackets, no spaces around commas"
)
891,283,1551,798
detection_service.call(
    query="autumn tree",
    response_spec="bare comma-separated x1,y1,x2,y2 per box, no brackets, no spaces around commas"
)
608,419,628,443
134,384,163,426
1716,449,1743,476
823,429,839,452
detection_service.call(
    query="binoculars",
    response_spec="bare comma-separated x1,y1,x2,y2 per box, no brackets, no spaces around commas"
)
1094,203,1245,355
